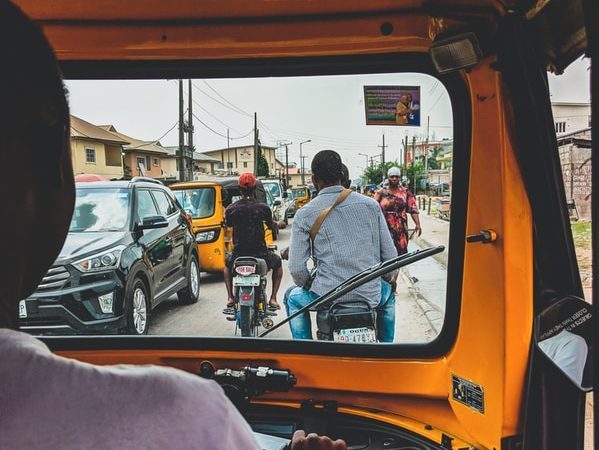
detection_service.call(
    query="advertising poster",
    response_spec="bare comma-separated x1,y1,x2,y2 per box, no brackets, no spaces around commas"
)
364,85,421,126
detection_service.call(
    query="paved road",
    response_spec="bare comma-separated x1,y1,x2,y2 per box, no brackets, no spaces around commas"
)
149,218,443,343
149,222,295,338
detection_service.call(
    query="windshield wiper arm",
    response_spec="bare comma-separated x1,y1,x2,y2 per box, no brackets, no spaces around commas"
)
260,246,444,338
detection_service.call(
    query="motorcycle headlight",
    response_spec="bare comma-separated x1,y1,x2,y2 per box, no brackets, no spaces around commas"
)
196,229,219,243
73,246,126,273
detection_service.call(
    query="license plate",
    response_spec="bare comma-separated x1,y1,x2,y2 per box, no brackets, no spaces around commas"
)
233,275,260,286
333,327,376,343
19,300,27,318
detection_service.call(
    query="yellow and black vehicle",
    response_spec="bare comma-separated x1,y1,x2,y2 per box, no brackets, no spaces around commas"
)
12,1,597,450
169,178,275,273
291,186,311,209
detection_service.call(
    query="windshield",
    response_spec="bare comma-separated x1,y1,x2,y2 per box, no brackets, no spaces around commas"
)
173,187,216,219
293,188,307,199
38,72,455,346
264,182,281,198
70,188,130,232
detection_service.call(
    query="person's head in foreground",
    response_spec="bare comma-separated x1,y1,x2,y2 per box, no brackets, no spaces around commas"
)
0,0,75,329
311,150,344,190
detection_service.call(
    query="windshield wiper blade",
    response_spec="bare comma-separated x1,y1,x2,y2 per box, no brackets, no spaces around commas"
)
260,246,444,338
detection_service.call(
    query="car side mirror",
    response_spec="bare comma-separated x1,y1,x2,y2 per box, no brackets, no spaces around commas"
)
138,215,169,230
282,191,288,199
535,295,593,391
273,199,282,206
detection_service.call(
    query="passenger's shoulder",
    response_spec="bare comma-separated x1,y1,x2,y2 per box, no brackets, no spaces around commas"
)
350,192,379,207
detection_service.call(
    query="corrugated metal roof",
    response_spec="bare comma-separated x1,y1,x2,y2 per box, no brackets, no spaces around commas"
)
100,126,169,155
164,146,221,162
71,116,129,145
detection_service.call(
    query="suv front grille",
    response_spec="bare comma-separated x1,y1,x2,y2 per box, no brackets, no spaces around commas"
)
37,266,70,291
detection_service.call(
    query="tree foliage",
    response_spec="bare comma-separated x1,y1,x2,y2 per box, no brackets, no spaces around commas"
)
362,162,399,184
256,143,270,177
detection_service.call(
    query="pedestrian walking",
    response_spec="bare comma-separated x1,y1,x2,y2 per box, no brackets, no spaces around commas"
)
374,167,422,290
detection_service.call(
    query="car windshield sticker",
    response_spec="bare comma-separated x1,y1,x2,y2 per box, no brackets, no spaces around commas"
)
451,374,484,414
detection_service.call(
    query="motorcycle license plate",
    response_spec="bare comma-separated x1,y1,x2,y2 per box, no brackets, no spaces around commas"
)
233,275,260,286
333,327,376,343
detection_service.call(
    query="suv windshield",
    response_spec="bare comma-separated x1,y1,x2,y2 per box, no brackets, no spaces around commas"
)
264,182,281,198
173,187,216,219
70,188,130,232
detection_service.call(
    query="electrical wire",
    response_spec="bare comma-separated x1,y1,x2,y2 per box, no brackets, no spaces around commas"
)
202,80,253,117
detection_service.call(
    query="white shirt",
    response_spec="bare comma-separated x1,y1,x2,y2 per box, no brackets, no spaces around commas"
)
538,330,588,385
0,329,260,449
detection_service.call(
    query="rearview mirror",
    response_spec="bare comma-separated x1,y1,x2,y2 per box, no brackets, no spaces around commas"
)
535,295,593,391
138,215,169,230
282,191,288,199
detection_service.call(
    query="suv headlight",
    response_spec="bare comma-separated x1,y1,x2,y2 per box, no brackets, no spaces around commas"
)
73,246,126,272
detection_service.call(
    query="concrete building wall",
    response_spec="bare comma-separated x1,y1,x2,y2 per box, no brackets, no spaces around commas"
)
161,158,179,180
125,151,164,178
71,138,124,179
552,103,592,135
559,141,592,220
203,145,277,176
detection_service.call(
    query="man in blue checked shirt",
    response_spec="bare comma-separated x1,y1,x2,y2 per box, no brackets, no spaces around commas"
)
286,150,398,341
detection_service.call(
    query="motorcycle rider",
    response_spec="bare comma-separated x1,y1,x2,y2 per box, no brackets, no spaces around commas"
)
287,150,398,341
223,173,283,313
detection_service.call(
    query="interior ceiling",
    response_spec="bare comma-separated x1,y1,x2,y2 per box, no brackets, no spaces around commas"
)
12,0,586,72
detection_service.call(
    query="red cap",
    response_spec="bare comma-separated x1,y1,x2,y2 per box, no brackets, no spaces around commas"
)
238,172,257,189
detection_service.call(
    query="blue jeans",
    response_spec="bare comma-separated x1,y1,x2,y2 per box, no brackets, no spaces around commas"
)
283,281,395,342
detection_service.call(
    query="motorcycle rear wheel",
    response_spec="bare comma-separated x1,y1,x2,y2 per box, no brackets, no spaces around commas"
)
239,305,256,337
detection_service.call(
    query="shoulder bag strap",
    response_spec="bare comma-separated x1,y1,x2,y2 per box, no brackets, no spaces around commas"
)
309,189,352,242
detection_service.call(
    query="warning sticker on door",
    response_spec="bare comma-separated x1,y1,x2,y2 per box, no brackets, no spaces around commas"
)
451,374,485,414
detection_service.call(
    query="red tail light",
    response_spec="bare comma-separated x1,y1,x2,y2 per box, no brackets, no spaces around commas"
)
241,294,252,301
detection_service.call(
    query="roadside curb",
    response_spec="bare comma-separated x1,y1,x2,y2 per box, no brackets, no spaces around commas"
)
400,268,444,335
412,216,449,268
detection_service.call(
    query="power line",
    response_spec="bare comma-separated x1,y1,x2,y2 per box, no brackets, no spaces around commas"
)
178,83,245,135
191,111,253,141
190,81,253,118
428,88,447,114
202,80,252,117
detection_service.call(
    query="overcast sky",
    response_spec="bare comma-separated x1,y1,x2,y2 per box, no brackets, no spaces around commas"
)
65,57,590,180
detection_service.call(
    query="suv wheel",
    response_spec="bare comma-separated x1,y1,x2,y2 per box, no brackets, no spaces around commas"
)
177,254,200,304
126,278,150,335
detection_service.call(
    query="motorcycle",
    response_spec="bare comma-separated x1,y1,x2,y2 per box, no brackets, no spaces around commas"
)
230,255,276,337
262,246,445,342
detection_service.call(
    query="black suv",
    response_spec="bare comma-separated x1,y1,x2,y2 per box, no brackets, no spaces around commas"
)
19,177,200,335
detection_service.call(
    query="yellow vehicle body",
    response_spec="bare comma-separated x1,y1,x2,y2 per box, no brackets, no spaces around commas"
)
292,187,311,209
169,180,274,273
15,1,589,449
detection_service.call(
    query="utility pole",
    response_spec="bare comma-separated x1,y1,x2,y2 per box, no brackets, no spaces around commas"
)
358,153,369,172
178,79,185,182
285,144,289,189
411,135,417,193
424,115,430,195
299,139,311,185
403,135,409,176
227,129,230,149
301,155,309,185
253,113,258,176
378,134,387,181
187,79,194,181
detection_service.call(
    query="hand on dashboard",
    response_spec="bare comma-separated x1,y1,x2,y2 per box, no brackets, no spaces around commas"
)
290,430,347,450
